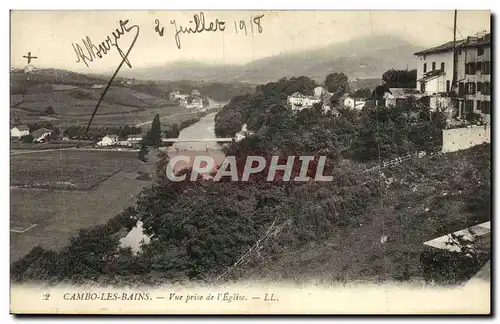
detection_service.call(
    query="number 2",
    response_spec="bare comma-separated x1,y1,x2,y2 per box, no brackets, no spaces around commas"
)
43,293,50,300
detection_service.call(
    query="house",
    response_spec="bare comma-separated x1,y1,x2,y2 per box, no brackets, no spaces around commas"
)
287,92,322,111
127,134,144,142
170,91,188,101
235,124,255,142
116,140,132,147
97,134,119,147
10,125,30,138
235,130,255,142
314,86,327,98
414,31,490,123
127,134,145,147
343,97,367,110
186,97,204,110
32,128,53,143
384,88,425,108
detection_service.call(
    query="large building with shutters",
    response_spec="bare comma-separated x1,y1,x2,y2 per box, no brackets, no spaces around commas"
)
414,31,490,124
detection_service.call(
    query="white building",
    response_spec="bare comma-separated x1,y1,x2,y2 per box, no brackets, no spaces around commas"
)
235,124,254,142
170,91,188,101
414,31,490,123
32,128,53,143
10,125,30,138
97,134,119,146
287,92,322,111
343,97,367,110
185,97,203,110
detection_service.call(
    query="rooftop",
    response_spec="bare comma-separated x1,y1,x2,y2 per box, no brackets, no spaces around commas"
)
12,125,29,131
414,33,490,55
31,128,53,138
388,88,424,97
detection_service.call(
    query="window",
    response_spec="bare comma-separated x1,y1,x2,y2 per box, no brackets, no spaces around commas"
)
420,82,426,93
467,82,476,94
457,49,462,55
482,101,490,114
476,100,481,112
432,62,436,70
482,61,491,75
478,47,484,56
465,100,474,113
483,82,491,95
423,63,427,73
459,82,465,96
477,82,482,93
446,80,451,93
441,62,445,71
466,62,477,75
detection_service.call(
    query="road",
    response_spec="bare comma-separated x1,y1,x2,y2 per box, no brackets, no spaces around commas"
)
134,98,224,128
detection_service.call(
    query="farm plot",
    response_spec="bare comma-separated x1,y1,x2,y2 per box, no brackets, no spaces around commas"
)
10,150,141,190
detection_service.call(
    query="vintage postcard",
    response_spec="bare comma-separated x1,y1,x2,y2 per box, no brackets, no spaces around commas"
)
10,10,491,314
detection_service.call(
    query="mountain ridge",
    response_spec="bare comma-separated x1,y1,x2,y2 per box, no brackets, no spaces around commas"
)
120,34,423,83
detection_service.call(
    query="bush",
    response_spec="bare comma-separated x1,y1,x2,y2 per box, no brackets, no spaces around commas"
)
19,134,33,143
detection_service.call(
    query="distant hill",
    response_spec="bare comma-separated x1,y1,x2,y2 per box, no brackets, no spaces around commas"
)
122,34,421,84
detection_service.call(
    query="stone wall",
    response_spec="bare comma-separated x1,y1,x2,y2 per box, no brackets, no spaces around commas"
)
442,125,490,153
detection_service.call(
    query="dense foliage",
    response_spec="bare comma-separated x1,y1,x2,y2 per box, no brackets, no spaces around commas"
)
381,69,417,89
11,72,490,286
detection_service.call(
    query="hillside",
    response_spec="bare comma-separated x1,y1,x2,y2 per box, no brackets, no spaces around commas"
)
122,34,420,84
10,69,238,128
234,144,491,284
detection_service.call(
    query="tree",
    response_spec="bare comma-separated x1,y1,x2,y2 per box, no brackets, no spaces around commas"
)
45,106,55,115
146,114,162,147
351,88,372,99
382,69,417,88
20,134,33,143
138,144,149,162
324,73,349,100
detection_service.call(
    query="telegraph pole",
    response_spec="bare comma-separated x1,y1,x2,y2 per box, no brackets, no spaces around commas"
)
451,10,458,91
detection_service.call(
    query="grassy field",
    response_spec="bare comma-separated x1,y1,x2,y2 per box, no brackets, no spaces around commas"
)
10,150,141,190
10,168,153,262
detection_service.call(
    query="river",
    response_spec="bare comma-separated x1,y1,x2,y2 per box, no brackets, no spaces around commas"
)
120,112,226,253
176,112,221,151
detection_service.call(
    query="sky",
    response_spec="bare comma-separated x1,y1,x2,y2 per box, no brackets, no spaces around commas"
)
11,10,490,74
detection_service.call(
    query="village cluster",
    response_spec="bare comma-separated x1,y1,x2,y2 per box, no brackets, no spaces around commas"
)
287,31,491,128
11,31,491,152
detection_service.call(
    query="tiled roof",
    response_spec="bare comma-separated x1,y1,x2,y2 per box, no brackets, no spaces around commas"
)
388,88,423,97
414,33,490,55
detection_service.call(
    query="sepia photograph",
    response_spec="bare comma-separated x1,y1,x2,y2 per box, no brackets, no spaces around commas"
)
9,9,491,314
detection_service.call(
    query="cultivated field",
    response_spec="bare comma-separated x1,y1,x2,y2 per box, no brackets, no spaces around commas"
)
10,150,141,190
10,70,190,128
10,148,154,262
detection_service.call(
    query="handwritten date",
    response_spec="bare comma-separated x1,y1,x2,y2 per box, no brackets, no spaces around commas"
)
155,12,264,49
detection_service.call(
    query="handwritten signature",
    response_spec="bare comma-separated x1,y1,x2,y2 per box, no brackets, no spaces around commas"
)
71,19,140,136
